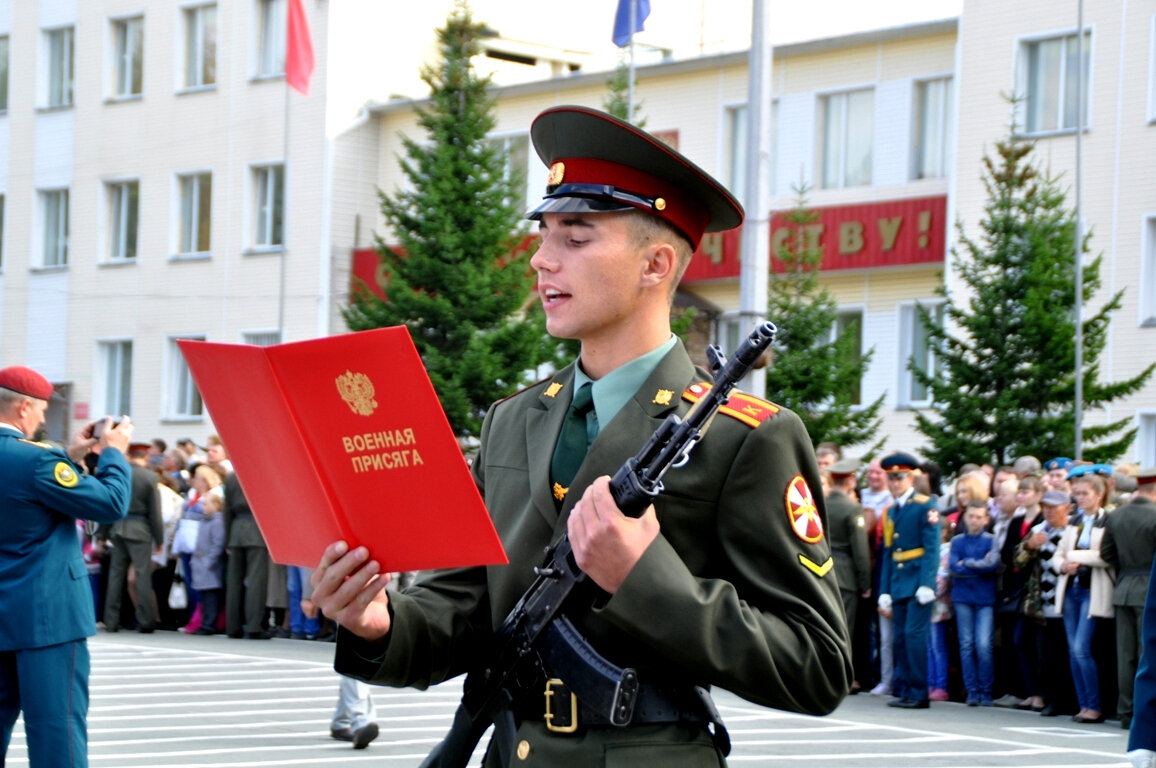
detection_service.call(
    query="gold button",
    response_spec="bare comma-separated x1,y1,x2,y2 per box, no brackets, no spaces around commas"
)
517,740,531,761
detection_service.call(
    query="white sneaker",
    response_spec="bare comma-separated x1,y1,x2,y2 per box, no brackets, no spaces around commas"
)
869,682,892,696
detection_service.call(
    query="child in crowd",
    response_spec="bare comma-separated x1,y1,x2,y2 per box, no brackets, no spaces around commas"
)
928,521,954,701
951,500,1001,705
190,492,226,635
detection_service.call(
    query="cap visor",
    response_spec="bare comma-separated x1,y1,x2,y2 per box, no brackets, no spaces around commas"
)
526,195,634,220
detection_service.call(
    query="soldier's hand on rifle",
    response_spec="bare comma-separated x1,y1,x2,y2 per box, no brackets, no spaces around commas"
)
568,476,660,595
311,541,393,641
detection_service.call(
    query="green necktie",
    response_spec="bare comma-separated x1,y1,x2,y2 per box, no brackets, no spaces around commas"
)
550,382,594,503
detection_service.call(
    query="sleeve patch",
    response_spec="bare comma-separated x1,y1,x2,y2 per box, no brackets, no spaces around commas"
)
786,475,824,544
681,383,780,428
53,462,80,488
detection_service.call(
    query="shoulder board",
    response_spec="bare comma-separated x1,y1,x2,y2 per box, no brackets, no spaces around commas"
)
17,438,54,449
682,382,780,428
494,376,554,406
913,493,931,504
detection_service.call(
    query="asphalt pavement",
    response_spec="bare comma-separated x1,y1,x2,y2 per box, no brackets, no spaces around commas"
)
3,631,1133,767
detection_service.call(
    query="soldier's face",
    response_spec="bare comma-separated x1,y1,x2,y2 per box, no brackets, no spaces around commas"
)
886,471,913,495
532,212,660,345
17,397,47,438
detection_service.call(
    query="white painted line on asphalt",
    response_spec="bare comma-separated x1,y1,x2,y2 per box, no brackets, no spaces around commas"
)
1001,726,1120,738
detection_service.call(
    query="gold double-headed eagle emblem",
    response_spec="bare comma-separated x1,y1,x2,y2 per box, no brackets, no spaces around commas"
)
336,370,378,416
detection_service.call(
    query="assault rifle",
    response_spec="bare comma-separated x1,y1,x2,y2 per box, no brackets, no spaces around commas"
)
421,322,778,768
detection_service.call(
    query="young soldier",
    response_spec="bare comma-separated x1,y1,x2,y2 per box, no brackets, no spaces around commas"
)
311,106,851,766
877,451,941,709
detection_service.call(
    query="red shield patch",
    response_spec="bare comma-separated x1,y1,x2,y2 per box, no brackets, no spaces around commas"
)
785,475,824,544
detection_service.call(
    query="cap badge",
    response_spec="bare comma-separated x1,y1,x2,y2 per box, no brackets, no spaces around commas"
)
785,475,824,544
336,370,378,416
548,162,565,186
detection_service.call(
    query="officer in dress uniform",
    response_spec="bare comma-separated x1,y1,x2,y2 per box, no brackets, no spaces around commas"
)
877,451,941,709
310,105,852,767
1129,546,1156,767
0,366,134,767
1102,467,1156,731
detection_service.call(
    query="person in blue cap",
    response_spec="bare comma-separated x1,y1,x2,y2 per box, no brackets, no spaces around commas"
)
0,365,134,767
311,105,852,765
1044,457,1074,493
877,451,941,708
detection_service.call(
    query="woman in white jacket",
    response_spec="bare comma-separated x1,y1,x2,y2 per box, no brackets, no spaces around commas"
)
1056,474,1117,724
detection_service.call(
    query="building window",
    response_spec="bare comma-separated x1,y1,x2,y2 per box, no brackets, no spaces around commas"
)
1150,17,1156,123
183,4,217,89
834,309,863,406
0,36,9,111
167,336,204,418
486,133,533,216
41,189,69,267
243,330,281,346
107,181,139,261
726,101,778,206
98,340,133,417
46,27,75,107
1143,216,1156,326
112,16,144,98
258,0,287,78
1139,413,1156,466
898,301,943,407
913,77,952,180
820,89,873,189
253,164,284,248
1021,31,1090,134
178,173,212,255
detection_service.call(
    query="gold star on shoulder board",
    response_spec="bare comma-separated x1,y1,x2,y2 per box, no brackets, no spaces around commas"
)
545,382,563,398
653,389,673,406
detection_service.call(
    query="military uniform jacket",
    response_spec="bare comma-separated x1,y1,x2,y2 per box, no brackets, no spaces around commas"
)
879,491,940,600
223,472,266,548
1100,495,1156,607
0,430,131,651
826,490,871,594
337,342,851,717
110,464,163,544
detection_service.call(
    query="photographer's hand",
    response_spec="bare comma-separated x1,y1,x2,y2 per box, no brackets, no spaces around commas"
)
101,416,134,454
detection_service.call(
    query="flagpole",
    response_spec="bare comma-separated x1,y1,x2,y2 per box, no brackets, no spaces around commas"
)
279,81,289,338
628,0,636,120
738,0,772,398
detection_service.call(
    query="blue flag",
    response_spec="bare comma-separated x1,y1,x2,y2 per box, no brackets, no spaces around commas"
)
613,0,651,47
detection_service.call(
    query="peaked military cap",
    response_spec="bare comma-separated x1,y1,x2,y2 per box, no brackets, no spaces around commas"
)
526,105,743,249
0,365,54,400
880,452,920,473
1041,490,1073,507
1135,467,1156,486
1044,457,1073,472
828,457,861,477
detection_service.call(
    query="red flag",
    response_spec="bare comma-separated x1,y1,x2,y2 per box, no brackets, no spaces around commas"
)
285,0,314,95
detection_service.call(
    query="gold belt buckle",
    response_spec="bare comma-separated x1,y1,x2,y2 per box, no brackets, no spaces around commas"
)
544,678,579,733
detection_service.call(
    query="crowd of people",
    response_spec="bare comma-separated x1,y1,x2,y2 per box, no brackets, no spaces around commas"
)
817,443,1156,735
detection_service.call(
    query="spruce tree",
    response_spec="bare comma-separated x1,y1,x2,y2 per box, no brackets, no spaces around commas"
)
912,122,1153,471
343,1,557,438
763,183,884,449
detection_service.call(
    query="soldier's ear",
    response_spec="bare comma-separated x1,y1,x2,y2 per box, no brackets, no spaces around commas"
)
639,240,676,289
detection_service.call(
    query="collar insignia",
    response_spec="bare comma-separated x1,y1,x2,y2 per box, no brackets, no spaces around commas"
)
545,382,564,398
653,389,674,406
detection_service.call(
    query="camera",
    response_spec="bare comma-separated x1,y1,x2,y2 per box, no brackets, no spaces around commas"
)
91,418,121,439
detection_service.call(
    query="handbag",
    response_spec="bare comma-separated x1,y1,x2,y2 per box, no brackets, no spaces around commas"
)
169,562,189,610
172,517,201,555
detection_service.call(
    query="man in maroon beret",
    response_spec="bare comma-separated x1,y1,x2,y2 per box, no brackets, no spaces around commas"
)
0,365,135,765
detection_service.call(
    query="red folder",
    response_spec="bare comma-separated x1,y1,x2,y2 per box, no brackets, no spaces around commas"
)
177,328,507,571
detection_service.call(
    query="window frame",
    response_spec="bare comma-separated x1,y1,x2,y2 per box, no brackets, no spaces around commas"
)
251,163,285,250
0,193,6,272
1138,412,1156,467
256,0,287,80
95,339,133,418
1149,16,1156,124
39,188,70,268
110,15,145,100
165,335,205,420
723,99,778,207
0,36,10,112
485,131,535,225
912,76,953,180
1015,28,1093,137
106,179,140,263
897,300,944,409
175,171,213,258
242,329,282,346
181,3,218,91
832,307,865,407
818,87,874,190
44,26,75,109
1142,215,1156,327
